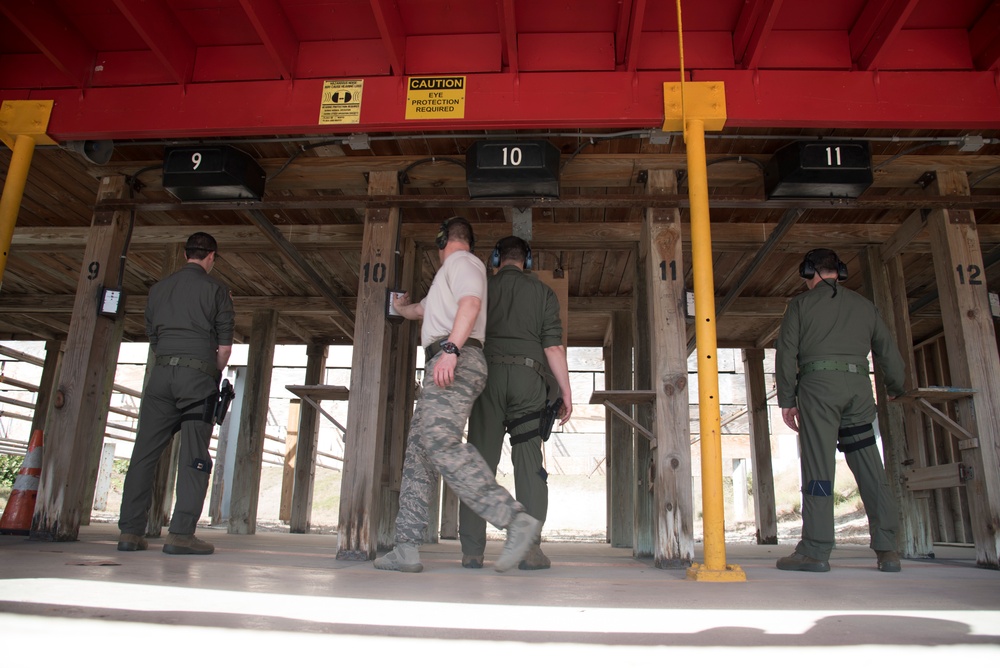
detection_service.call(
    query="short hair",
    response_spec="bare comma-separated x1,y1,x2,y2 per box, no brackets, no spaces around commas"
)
497,235,529,264
441,216,475,251
185,232,218,260
807,248,841,275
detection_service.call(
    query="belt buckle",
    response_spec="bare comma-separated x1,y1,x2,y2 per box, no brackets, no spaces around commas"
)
168,356,180,366
847,363,858,373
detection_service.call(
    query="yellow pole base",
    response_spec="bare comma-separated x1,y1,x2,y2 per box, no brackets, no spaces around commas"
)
686,562,747,582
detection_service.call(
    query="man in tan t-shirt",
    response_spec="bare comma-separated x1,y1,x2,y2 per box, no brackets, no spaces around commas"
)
374,217,540,574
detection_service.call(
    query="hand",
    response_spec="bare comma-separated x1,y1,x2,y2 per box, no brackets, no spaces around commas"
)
433,351,457,387
393,292,411,309
782,407,800,433
559,401,573,425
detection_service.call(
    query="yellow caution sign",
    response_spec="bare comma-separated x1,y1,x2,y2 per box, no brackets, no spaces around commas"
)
319,80,363,125
405,76,466,120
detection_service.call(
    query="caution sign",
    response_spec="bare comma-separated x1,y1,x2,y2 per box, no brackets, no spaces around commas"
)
319,80,363,125
405,76,466,120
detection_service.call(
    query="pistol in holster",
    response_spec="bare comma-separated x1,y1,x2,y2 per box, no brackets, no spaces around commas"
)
539,397,564,442
215,378,235,425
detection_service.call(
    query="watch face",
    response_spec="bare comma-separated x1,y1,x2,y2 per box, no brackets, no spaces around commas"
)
441,341,459,355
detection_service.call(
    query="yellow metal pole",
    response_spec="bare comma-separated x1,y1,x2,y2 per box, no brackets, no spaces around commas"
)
0,133,36,290
684,118,745,582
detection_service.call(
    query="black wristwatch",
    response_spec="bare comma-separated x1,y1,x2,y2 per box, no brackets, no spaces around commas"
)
440,340,460,357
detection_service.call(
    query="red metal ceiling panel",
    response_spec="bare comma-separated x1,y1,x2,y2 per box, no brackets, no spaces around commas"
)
1,0,999,138
398,0,499,34
296,40,390,77
9,68,997,143
907,0,987,28
283,1,381,41
636,32,735,70
875,29,977,70
405,34,502,74
514,0,621,32
772,0,865,28
518,33,616,72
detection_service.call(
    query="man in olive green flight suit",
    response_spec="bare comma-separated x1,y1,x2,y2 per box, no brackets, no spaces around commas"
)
118,232,234,556
459,236,573,570
775,248,904,573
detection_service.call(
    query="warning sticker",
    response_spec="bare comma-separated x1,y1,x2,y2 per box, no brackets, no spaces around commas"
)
405,76,466,120
319,80,363,125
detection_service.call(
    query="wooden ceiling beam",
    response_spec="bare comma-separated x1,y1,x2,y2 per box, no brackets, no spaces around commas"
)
14,222,1000,253
90,192,1000,214
86,153,1000,192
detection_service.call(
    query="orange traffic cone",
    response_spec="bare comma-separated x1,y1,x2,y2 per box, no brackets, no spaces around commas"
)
0,429,43,536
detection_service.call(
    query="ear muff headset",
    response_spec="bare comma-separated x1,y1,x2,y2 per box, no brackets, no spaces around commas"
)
435,219,451,250
490,237,533,270
799,249,848,282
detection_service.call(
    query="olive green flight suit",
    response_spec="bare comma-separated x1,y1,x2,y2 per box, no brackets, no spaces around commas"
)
776,281,905,561
119,263,234,536
460,265,563,557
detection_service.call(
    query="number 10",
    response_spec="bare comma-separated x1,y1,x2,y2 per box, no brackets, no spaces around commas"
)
501,147,522,166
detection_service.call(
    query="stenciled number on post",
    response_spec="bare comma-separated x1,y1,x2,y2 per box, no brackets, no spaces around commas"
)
362,261,387,284
87,261,100,280
956,264,983,286
659,260,678,281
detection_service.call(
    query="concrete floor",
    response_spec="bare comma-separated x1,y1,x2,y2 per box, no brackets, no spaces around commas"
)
1,524,998,662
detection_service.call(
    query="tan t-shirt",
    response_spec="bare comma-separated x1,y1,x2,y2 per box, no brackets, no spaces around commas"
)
420,250,487,347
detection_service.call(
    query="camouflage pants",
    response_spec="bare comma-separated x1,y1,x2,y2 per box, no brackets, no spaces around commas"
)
395,348,523,545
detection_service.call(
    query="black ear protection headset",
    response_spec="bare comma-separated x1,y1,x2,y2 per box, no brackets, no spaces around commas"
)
490,236,533,270
799,248,848,282
436,217,475,253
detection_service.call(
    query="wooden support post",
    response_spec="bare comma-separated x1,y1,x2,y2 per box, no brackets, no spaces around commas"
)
609,310,634,548
742,348,777,544
290,343,328,533
861,246,934,557
31,175,130,541
632,240,655,558
886,254,934,551
145,244,185,537
643,170,694,568
603,343,612,541
337,171,400,560
927,170,1000,568
228,309,278,535
280,399,301,522
378,237,420,549
29,340,62,436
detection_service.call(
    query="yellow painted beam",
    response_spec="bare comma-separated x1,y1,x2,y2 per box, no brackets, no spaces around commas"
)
662,82,727,133
665,82,744,581
0,100,55,288
0,100,56,149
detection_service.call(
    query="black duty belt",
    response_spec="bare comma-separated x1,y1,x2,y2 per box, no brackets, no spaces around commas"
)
425,337,482,359
488,354,544,373
155,355,216,377
798,360,869,377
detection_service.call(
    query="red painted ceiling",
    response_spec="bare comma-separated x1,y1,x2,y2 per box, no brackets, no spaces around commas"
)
1,0,999,138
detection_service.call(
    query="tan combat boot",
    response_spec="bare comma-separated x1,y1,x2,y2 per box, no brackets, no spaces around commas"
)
162,532,215,555
518,544,551,570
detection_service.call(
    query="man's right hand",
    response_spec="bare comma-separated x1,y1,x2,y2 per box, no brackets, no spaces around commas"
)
782,407,800,433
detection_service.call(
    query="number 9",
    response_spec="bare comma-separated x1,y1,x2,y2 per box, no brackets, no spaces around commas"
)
191,152,202,170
